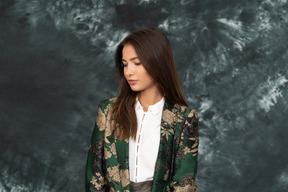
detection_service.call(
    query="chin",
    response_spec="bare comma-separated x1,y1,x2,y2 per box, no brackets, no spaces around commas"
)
130,87,142,92
130,88,141,92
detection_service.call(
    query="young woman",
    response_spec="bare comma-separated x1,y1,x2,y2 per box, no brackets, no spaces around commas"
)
85,28,199,192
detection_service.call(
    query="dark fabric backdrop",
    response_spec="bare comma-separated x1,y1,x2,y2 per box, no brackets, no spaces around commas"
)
1,0,288,191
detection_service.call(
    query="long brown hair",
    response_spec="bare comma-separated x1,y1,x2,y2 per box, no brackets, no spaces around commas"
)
112,28,189,140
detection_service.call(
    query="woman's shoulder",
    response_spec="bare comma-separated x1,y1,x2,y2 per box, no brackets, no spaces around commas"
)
100,96,117,104
173,103,198,120
98,96,117,109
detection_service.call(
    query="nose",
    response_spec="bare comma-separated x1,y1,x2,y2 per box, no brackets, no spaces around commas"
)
124,63,135,76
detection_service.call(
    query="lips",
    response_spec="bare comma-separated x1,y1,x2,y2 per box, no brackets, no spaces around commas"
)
128,80,137,85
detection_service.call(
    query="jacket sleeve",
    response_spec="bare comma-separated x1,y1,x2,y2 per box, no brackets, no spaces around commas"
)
85,102,107,192
168,108,199,192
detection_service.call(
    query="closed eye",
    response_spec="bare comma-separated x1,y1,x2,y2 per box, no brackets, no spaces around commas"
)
122,63,141,67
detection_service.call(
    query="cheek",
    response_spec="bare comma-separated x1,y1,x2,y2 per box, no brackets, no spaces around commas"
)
139,67,149,77
141,69,153,83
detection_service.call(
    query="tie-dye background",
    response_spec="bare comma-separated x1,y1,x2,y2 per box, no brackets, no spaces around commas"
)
1,0,288,191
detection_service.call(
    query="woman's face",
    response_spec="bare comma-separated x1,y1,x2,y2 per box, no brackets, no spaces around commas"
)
122,44,157,94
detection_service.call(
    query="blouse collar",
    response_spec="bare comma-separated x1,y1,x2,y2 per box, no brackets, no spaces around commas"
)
135,96,165,116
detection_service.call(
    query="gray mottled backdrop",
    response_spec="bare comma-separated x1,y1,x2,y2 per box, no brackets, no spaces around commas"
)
1,0,288,191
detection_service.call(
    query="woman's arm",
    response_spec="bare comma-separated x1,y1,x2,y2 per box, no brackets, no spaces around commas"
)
85,102,107,192
168,108,199,192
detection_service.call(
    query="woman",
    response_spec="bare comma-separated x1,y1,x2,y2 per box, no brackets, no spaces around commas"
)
85,28,199,192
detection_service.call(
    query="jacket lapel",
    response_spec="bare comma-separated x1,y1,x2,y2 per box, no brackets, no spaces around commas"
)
151,101,179,192
115,138,129,170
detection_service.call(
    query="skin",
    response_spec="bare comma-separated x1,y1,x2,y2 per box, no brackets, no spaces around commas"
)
122,44,163,111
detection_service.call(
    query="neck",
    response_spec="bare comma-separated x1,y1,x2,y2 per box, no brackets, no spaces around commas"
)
137,89,163,112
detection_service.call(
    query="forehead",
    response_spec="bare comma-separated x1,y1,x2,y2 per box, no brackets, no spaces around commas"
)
122,44,138,58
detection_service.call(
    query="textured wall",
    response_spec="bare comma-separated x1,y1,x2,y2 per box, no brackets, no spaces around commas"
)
1,0,288,191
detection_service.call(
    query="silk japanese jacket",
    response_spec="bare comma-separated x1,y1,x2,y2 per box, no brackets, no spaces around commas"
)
85,97,199,192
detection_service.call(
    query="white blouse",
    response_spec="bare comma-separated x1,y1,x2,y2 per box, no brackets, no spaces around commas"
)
129,96,165,183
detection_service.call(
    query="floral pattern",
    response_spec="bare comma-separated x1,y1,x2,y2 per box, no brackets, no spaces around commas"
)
85,97,199,192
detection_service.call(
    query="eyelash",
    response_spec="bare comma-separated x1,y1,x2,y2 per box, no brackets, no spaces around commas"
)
122,63,141,67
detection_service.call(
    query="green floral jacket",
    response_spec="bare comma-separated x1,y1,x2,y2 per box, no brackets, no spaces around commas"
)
85,97,199,192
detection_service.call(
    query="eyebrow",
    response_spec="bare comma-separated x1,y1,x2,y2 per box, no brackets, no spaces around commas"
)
121,57,140,62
